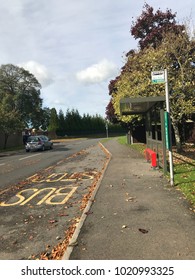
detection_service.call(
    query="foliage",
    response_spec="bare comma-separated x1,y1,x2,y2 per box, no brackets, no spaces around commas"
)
0,103,24,149
174,161,195,207
55,108,126,137
56,109,66,136
111,47,166,122
105,99,118,123
130,3,185,50
107,4,195,151
39,107,51,131
0,64,43,127
48,108,59,133
0,64,44,148
162,32,195,120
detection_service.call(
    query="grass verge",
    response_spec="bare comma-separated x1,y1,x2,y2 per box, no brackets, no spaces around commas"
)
173,159,195,208
117,135,146,154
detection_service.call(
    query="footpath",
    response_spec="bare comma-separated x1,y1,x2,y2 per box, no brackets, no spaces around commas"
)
68,138,195,260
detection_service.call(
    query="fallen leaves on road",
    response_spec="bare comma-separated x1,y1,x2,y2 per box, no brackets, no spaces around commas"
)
58,213,69,217
80,172,101,211
2,145,110,261
38,169,104,260
122,225,127,229
84,211,93,215
138,228,149,234
125,196,136,202
49,219,58,224
40,220,77,260
125,192,136,202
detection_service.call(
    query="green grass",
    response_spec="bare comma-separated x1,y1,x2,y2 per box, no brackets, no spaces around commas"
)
174,161,195,207
117,135,146,154
117,135,195,208
130,143,146,155
117,135,127,145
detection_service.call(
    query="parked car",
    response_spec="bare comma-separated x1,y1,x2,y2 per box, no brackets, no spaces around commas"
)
25,135,53,152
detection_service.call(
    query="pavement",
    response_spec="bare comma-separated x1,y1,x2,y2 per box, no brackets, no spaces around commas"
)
66,138,195,260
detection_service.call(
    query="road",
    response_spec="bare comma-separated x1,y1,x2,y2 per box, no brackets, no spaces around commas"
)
0,137,108,260
0,138,101,191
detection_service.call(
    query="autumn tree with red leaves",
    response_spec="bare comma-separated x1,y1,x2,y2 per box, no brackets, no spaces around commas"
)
106,3,195,151
105,99,118,123
130,3,185,50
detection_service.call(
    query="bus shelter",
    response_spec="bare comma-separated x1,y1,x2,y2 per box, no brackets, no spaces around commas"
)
120,96,168,173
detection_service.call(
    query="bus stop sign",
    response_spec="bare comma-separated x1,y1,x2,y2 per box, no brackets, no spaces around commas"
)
151,70,165,84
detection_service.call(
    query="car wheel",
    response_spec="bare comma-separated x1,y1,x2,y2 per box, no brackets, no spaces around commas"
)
26,149,29,152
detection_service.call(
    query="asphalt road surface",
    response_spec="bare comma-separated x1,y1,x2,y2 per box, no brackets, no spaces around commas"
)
0,138,101,190
0,138,108,260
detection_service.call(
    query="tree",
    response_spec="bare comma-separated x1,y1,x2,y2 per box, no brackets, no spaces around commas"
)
0,96,24,148
107,5,195,151
0,64,42,126
110,47,162,126
105,98,118,123
37,107,51,131
130,3,185,50
0,64,43,148
57,109,66,136
64,109,82,135
161,31,195,151
110,31,195,151
48,108,59,138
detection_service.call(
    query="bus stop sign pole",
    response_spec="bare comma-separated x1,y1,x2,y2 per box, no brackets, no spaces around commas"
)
164,69,174,186
151,69,174,186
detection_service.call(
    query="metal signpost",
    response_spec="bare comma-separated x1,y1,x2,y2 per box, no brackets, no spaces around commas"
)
164,111,170,150
105,123,108,138
151,69,174,186
164,69,174,186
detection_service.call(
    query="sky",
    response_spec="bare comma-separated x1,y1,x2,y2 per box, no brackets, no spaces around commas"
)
0,0,194,118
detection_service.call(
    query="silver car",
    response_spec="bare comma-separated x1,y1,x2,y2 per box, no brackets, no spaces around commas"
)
25,135,53,152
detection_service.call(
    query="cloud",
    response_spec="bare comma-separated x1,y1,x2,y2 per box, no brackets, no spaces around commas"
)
76,59,118,85
53,99,66,106
18,61,54,87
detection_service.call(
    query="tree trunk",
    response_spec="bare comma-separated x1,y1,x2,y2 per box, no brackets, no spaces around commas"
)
172,120,182,153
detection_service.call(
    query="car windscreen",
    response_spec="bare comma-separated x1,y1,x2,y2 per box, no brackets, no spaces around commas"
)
27,136,39,142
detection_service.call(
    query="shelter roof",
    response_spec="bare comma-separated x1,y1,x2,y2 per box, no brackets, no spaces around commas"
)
120,96,165,115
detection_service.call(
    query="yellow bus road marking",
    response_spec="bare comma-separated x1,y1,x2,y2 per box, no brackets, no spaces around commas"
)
0,186,78,206
0,173,39,196
0,168,98,207
19,153,42,161
26,174,38,180
30,171,98,183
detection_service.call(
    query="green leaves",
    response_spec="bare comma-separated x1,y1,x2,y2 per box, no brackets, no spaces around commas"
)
0,64,43,148
0,64,42,126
